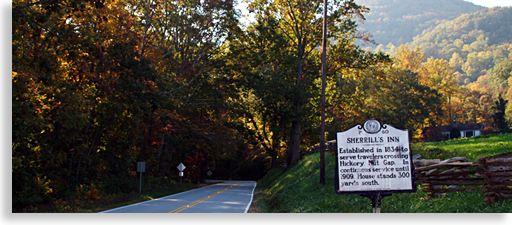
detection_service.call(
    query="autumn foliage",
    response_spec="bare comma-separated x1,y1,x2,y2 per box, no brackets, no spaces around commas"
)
12,0,245,210
12,0,509,212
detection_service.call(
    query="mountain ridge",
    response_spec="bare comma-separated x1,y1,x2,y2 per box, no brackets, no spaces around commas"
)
355,0,485,49
409,6,512,83
355,0,512,84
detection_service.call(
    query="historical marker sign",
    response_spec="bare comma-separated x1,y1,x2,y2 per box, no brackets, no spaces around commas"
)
335,119,416,194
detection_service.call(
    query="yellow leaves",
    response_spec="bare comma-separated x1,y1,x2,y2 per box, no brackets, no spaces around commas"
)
418,57,458,96
12,71,18,81
58,56,71,73
509,49,512,60
394,44,425,72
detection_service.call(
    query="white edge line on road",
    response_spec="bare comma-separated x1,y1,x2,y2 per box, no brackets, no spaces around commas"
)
97,183,222,213
244,181,257,213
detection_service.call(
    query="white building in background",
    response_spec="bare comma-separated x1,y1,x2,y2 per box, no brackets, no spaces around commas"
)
421,122,485,142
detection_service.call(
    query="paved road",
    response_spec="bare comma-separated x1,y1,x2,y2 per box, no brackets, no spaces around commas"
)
99,181,257,213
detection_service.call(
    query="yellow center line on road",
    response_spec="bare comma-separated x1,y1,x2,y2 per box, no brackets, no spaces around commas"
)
168,182,241,213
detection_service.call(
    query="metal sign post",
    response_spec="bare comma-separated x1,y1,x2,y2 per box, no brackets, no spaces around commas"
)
360,192,391,213
334,119,416,213
177,163,186,184
137,162,146,194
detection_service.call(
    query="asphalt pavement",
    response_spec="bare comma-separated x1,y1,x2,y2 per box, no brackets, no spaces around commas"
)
98,181,257,213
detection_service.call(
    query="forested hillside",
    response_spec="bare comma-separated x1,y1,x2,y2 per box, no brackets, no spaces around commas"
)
356,1,512,85
355,1,512,125
355,0,484,49
409,6,512,83
405,6,512,123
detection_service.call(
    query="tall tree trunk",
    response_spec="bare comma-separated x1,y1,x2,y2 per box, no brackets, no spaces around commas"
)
288,106,302,167
270,140,279,168
287,38,306,167
270,150,278,169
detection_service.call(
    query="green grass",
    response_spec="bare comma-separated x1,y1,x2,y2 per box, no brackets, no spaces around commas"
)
411,133,512,161
256,133,512,213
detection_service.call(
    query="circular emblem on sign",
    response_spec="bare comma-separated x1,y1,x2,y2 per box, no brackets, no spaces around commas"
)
363,119,381,134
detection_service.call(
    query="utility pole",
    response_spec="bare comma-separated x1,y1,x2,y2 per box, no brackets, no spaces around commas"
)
320,0,328,185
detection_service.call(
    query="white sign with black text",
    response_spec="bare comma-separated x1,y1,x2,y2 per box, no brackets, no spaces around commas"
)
335,119,415,193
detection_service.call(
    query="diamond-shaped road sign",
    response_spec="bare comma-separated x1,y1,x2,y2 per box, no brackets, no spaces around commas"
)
177,163,186,172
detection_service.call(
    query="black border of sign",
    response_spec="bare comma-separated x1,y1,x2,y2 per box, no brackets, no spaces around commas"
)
334,121,417,195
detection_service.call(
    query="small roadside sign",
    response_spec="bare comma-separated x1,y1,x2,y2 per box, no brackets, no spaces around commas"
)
177,163,186,183
177,163,186,172
137,162,146,172
207,170,213,182
137,162,146,194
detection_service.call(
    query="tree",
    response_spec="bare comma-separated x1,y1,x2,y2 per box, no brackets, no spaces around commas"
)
504,71,512,122
225,16,296,169
368,67,443,132
492,95,509,131
449,52,465,73
489,59,512,89
13,0,143,207
418,57,459,124
327,64,442,141
12,0,244,210
462,51,494,82
128,0,237,94
394,44,425,72
246,0,369,167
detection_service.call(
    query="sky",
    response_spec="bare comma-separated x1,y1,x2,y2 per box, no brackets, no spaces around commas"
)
465,0,512,7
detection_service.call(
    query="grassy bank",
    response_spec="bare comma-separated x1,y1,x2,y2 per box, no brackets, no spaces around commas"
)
413,132,512,161
255,133,512,213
